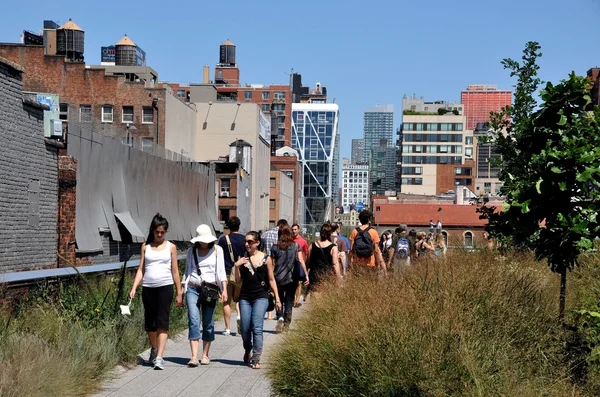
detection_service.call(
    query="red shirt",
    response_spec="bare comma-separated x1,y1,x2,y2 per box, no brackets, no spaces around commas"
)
294,235,309,260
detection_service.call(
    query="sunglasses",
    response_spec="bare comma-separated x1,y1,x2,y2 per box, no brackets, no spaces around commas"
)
245,240,256,245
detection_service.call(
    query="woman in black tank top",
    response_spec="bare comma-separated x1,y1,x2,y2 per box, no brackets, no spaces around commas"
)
307,224,341,293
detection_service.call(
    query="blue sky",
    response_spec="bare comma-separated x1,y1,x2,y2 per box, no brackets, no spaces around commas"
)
2,0,599,161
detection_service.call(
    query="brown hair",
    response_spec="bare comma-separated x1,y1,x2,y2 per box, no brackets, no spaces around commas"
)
320,224,332,241
277,224,295,250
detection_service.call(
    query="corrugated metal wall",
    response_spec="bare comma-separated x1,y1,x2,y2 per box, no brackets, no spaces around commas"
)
67,127,220,252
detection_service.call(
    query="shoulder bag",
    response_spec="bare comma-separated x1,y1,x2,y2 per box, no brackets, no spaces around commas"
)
193,247,220,307
248,254,275,312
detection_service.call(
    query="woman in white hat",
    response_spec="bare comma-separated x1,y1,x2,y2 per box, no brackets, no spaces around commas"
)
181,224,227,366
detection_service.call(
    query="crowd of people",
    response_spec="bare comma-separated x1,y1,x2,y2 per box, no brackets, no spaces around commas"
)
128,209,447,371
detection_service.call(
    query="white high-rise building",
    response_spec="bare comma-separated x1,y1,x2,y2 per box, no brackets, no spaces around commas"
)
291,103,340,228
341,158,369,207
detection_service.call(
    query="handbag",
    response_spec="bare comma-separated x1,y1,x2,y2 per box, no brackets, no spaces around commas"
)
248,254,276,312
290,244,306,282
193,247,220,307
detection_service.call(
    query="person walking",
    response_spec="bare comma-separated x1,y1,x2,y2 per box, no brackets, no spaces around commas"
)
129,213,183,370
330,222,348,278
349,210,386,275
388,225,411,272
269,225,309,333
234,231,281,369
261,219,288,256
291,223,309,308
217,217,245,336
415,231,435,259
181,224,227,366
306,224,341,296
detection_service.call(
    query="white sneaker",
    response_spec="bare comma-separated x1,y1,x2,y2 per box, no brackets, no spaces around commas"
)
223,329,231,336
275,317,284,334
154,357,165,370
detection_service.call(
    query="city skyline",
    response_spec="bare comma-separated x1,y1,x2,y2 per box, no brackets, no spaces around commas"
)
1,1,598,164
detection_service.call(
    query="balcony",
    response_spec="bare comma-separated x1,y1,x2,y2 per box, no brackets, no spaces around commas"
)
274,110,285,117
273,98,286,104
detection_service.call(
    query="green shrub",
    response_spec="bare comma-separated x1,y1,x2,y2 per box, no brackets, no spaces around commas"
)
0,264,189,397
268,251,584,396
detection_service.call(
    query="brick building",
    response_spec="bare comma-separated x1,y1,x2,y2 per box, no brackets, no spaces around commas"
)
461,85,512,130
0,56,59,272
588,68,600,107
269,167,295,228
0,21,166,147
271,146,303,224
214,161,252,233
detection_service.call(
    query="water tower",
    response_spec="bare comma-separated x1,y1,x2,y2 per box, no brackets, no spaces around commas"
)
56,19,84,62
115,34,137,66
219,40,236,66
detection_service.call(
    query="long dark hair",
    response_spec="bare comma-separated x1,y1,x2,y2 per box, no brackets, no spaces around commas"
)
277,225,294,250
319,224,332,241
146,213,169,244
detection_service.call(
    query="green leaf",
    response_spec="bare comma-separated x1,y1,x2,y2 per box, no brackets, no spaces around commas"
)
559,182,567,191
535,178,543,194
558,114,567,126
550,166,562,174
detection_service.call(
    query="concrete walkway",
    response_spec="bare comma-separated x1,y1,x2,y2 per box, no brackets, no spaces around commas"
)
92,304,306,397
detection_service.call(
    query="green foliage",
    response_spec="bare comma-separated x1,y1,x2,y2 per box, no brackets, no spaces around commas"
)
452,109,459,115
438,107,449,115
479,42,600,275
402,109,437,115
268,251,585,396
0,267,189,397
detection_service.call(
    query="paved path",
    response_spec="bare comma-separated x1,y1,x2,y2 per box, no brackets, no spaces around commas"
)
92,304,306,397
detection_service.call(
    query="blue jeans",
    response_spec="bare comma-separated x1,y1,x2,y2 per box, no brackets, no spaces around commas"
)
239,298,269,361
186,287,217,341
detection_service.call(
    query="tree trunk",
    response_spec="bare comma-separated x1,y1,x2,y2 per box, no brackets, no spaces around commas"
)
559,267,567,326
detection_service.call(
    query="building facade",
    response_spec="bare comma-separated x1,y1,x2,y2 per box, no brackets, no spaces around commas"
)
399,113,473,195
351,138,366,164
461,85,512,130
341,159,369,207
473,122,502,195
363,105,395,195
402,96,463,114
269,168,295,228
272,146,303,224
193,102,271,231
291,103,340,229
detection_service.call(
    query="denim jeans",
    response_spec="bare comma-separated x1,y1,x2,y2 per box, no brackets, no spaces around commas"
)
239,298,269,361
186,287,217,341
275,282,295,325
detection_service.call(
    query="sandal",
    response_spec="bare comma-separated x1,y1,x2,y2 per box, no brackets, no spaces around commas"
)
200,356,210,365
250,361,261,369
243,350,252,364
188,358,199,367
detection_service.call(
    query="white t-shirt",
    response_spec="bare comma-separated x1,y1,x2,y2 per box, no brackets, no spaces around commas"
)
184,246,226,291
142,241,173,288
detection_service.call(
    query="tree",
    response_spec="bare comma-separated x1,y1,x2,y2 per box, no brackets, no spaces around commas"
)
452,109,459,115
479,42,600,322
437,108,449,115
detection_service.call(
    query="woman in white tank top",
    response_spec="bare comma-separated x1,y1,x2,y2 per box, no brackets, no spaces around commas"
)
130,213,183,370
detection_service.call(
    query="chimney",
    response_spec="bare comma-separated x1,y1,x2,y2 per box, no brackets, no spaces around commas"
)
455,185,464,205
203,65,210,84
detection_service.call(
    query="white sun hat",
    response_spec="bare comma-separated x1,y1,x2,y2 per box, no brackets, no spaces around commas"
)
190,224,217,244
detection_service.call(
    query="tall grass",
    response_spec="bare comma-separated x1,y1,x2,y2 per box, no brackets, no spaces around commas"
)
268,250,586,396
0,264,189,397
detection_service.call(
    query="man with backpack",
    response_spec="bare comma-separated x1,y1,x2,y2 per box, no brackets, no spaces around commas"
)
388,224,411,272
348,209,386,274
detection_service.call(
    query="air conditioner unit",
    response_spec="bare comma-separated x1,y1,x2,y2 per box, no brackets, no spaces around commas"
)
220,191,229,197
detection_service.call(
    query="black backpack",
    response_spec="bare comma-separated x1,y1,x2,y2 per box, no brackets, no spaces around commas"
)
353,226,374,258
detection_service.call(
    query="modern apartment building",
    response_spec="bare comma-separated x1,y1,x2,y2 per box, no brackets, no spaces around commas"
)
291,102,340,229
363,105,395,194
402,95,463,114
399,112,473,196
473,122,502,195
351,138,366,164
461,85,512,130
341,159,369,207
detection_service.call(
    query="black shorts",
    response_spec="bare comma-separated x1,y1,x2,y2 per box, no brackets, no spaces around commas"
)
142,284,174,332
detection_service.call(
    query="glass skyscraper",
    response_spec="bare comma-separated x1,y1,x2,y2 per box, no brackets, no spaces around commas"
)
363,104,396,194
291,103,340,229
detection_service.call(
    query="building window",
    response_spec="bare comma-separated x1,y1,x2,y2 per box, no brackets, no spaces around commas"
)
102,105,113,123
286,171,293,178
262,92,270,100
465,136,474,145
220,208,230,222
270,178,276,188
221,179,230,196
122,106,134,123
464,231,473,248
59,103,69,120
244,91,252,100
318,113,326,121
142,138,153,152
269,199,276,209
79,105,92,122
262,104,270,112
297,113,304,121
274,91,286,99
143,107,154,124
177,90,186,98
465,147,473,157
